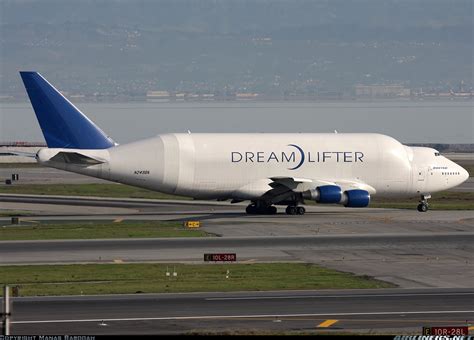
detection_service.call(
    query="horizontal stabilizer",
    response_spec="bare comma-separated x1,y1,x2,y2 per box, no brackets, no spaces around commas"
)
50,151,105,165
0,151,37,158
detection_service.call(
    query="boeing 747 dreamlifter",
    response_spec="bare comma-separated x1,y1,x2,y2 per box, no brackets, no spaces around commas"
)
16,72,469,215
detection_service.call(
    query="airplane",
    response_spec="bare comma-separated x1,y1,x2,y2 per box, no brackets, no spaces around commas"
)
15,71,469,215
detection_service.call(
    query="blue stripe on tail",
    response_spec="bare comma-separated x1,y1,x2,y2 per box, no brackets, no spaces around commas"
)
20,71,115,149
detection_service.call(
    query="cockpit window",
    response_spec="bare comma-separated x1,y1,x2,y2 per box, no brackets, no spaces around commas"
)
434,152,440,156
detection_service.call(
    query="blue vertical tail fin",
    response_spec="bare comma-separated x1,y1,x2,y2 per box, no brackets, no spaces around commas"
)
20,71,115,149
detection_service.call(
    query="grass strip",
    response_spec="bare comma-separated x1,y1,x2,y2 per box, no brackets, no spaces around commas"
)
0,211,34,217
0,220,211,240
0,183,189,200
0,263,395,296
370,191,474,210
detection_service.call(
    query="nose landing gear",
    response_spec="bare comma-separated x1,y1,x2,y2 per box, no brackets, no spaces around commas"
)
417,194,431,212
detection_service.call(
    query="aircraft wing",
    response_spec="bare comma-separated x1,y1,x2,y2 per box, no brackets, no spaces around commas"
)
232,176,375,205
262,177,337,204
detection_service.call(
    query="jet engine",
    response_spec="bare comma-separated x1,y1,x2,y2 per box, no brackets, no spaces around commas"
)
303,186,370,207
341,189,370,207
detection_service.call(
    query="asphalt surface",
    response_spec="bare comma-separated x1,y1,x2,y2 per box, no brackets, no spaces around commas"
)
1,232,472,259
7,288,474,334
1,139,472,335
1,194,473,288
0,168,473,335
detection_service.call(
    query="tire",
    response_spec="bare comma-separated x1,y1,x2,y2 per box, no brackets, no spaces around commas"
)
267,206,277,215
286,206,297,215
417,203,428,212
246,205,256,214
296,206,306,215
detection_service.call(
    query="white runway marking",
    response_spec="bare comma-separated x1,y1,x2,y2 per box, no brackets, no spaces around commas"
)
12,310,474,324
206,292,474,301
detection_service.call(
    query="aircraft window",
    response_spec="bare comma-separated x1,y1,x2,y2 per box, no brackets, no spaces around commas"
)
434,152,440,156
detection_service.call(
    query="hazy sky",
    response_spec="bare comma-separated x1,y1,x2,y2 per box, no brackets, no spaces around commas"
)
0,1,472,144
0,0,472,95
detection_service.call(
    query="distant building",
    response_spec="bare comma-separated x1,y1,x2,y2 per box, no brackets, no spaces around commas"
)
236,93,259,100
201,93,215,101
146,90,170,102
355,84,410,98
175,93,186,101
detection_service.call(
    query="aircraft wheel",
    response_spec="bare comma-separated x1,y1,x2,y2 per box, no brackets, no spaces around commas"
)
296,206,306,215
417,203,428,212
267,206,277,215
246,205,257,214
286,206,297,215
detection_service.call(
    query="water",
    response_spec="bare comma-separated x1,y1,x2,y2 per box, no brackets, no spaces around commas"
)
1,101,472,144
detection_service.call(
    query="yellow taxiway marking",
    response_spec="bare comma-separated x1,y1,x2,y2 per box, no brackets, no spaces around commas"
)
113,218,124,223
317,319,338,328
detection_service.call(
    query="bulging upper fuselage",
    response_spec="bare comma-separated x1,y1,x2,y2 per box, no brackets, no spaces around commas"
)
37,133,469,201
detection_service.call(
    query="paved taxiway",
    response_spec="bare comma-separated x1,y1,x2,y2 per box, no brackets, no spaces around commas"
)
7,288,474,334
1,194,473,288
1,183,473,334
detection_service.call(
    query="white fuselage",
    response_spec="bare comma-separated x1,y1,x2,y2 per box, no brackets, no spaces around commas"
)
37,133,469,202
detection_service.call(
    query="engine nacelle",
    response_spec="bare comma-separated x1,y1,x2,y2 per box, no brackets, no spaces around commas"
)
303,185,342,204
343,189,370,207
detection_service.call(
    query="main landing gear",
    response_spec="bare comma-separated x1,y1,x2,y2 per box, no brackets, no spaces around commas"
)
285,205,305,215
417,194,431,212
245,202,306,215
246,203,277,215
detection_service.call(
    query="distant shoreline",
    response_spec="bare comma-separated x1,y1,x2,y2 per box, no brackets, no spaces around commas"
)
1,98,473,105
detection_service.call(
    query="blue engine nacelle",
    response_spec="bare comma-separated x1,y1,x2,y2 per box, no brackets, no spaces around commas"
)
316,185,342,203
344,189,370,207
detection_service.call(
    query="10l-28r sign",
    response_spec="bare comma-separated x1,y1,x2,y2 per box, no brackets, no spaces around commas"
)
204,253,237,262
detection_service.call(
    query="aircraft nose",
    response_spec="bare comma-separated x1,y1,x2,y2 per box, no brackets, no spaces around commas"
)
460,166,469,183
